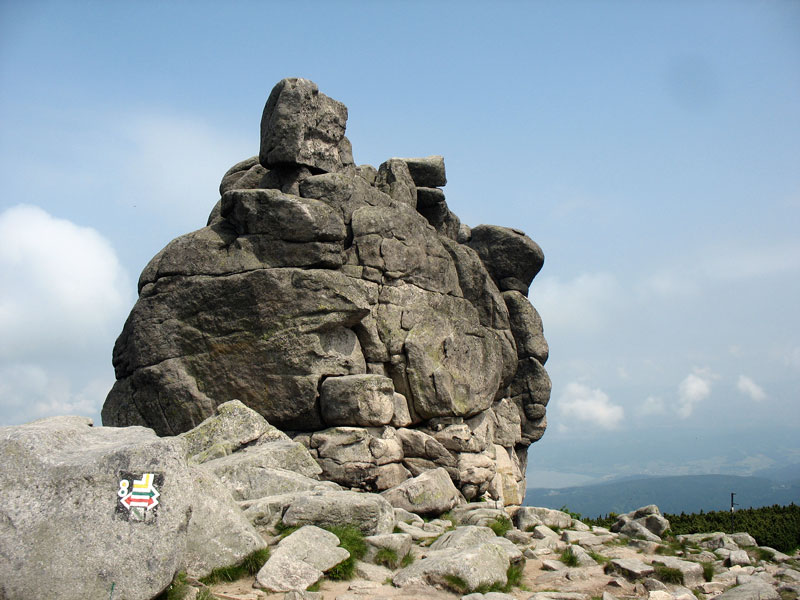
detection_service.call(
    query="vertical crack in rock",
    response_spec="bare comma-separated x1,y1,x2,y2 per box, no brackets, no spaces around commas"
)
102,77,551,505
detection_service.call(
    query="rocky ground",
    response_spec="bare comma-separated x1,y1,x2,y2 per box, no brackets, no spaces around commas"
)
192,504,800,600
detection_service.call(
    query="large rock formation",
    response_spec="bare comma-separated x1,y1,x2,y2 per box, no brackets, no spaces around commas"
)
102,77,551,504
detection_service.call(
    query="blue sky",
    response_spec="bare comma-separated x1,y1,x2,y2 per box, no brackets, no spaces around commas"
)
2,1,799,489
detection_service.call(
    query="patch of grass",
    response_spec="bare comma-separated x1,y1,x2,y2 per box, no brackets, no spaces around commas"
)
154,572,191,600
196,589,215,600
200,564,241,585
489,515,512,537
401,551,415,567
560,546,580,567
374,547,399,569
702,562,715,582
393,526,404,534
199,547,271,585
443,574,470,594
653,564,684,585
240,548,270,575
755,547,776,562
588,550,610,564
275,522,301,539
525,525,537,532
323,525,366,581
306,580,321,592
505,563,524,590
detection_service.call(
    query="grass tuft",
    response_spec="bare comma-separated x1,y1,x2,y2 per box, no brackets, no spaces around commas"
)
154,572,191,600
489,515,513,537
323,525,367,581
702,562,715,582
654,564,684,585
196,589,215,600
240,547,270,575
374,547,400,569
588,550,610,564
560,546,580,567
443,574,470,594
401,551,415,567
199,547,271,585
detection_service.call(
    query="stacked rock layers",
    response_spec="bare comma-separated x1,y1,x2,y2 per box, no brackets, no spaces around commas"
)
102,78,551,504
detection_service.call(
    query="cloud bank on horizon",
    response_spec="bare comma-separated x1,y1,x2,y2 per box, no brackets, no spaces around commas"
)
1,1,798,486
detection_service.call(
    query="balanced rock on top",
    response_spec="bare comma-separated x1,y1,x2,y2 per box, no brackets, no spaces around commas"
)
101,77,551,504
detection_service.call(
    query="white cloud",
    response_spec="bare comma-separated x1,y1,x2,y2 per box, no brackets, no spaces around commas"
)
558,382,624,430
0,205,133,360
639,396,666,416
0,206,132,425
533,272,622,334
677,368,713,418
737,375,766,402
0,363,110,425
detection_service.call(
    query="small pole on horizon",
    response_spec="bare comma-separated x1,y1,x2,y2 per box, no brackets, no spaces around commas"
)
730,492,737,533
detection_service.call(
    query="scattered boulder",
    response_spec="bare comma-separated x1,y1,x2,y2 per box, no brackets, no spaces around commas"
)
281,489,395,535
255,525,348,592
393,541,510,591
381,467,464,516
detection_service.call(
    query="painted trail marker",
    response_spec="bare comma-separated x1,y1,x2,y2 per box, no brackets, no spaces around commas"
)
116,471,163,522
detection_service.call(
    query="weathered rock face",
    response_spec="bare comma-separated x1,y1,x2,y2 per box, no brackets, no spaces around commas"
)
0,416,265,600
102,77,551,504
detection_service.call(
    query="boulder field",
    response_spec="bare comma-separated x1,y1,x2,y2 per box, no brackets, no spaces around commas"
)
2,402,797,600
101,77,551,506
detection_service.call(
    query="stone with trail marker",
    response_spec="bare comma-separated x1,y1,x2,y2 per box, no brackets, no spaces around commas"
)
0,416,264,600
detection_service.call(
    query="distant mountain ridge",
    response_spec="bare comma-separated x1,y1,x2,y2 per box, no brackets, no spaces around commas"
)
524,473,800,518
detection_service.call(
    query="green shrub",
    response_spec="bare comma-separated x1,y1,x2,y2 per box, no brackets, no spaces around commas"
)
489,515,512,537
560,546,579,567
654,564,684,585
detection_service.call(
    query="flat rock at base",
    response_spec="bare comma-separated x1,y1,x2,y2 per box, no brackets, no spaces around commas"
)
611,558,655,580
354,560,393,582
528,593,589,600
653,556,705,586
282,489,396,535
256,552,324,593
727,550,751,566
381,467,464,516
429,525,497,551
715,582,780,600
256,525,349,592
393,542,510,591
462,593,516,600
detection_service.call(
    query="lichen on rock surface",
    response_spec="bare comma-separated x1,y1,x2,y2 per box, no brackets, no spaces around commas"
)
101,77,551,504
